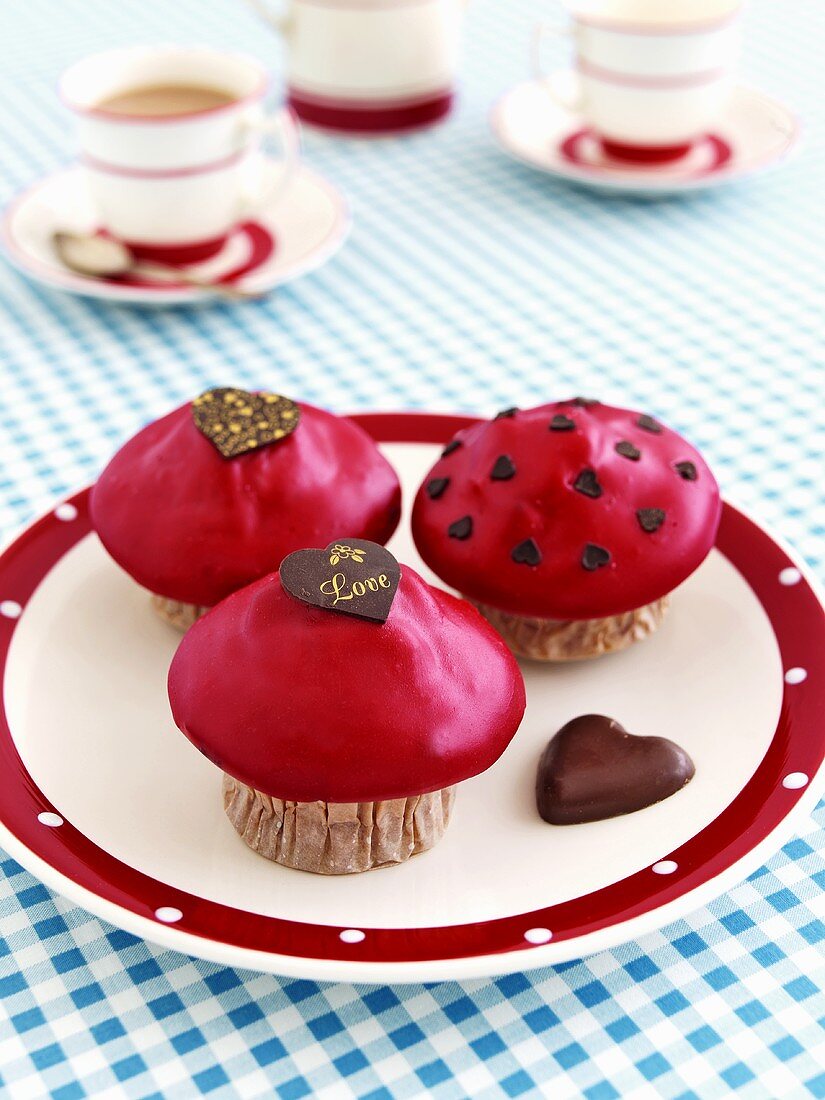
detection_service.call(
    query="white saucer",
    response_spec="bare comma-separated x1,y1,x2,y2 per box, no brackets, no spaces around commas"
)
0,158,351,304
491,77,800,196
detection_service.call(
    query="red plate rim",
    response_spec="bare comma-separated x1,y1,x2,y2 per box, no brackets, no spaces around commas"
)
1,411,823,981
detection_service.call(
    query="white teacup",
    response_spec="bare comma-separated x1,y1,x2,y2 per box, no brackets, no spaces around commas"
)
534,0,742,162
60,46,300,263
249,0,466,134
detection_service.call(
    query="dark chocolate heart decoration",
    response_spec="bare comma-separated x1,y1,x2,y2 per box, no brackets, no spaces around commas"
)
193,387,300,459
494,407,519,419
426,477,450,499
511,538,542,566
549,414,576,432
441,439,462,457
637,414,662,434
675,460,698,481
615,440,640,461
448,516,473,540
491,454,516,481
573,468,603,499
581,543,610,571
637,508,666,533
536,715,695,825
280,540,400,623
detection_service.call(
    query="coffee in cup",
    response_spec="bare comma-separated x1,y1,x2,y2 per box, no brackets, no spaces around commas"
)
94,84,238,118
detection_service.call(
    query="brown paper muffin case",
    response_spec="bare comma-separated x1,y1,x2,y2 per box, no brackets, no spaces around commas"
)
151,594,209,633
222,774,456,875
469,596,669,661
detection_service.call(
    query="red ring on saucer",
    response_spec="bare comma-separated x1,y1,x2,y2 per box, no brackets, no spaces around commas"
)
560,130,733,175
113,222,275,288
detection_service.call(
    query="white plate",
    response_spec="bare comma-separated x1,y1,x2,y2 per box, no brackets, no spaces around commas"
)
0,413,823,983
0,158,350,304
491,77,800,195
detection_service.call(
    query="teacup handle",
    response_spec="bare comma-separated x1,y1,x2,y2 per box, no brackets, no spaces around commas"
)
532,21,585,112
245,0,294,36
240,106,302,216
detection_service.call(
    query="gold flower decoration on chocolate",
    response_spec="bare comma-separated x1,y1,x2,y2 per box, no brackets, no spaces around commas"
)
192,387,300,458
329,544,366,565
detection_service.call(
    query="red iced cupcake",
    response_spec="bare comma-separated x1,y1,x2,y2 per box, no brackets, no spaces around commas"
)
168,540,525,874
412,399,721,661
91,388,401,630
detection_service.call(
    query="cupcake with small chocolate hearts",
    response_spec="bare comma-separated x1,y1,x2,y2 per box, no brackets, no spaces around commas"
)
168,539,525,874
411,399,721,661
91,388,401,631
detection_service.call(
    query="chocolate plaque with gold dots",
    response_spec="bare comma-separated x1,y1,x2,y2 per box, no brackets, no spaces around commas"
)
192,387,300,458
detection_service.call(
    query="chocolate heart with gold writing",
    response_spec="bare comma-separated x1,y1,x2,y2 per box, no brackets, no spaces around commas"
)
280,540,401,623
536,714,695,825
192,387,300,458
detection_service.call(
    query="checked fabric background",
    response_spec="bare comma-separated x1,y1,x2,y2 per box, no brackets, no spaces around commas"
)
1,0,823,1097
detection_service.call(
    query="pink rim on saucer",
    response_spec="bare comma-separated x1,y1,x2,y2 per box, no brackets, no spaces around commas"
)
0,163,351,303
0,412,823,981
490,81,800,194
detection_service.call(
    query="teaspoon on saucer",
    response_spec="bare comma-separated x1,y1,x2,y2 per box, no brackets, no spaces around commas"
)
52,232,260,302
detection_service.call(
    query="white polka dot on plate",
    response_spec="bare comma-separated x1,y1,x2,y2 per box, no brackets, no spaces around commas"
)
783,772,809,790
155,907,183,923
54,503,78,522
779,567,801,585
652,860,678,875
37,812,63,827
523,927,553,945
1,600,22,619
784,667,807,685
339,929,365,944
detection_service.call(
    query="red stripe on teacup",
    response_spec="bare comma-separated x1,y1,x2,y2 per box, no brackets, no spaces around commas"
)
280,0,440,8
286,84,453,110
79,149,247,179
578,58,728,88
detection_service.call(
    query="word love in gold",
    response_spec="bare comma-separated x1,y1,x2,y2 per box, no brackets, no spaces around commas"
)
280,540,401,623
320,571,393,606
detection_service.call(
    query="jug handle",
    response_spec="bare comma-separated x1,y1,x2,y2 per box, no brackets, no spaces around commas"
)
245,0,293,37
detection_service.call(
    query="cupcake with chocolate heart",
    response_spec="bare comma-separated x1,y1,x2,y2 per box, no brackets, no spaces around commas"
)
91,388,401,630
411,399,721,661
168,540,526,874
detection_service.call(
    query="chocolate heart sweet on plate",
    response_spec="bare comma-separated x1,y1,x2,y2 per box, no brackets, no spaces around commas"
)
536,714,695,825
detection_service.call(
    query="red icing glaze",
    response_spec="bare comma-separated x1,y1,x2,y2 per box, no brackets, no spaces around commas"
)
411,400,721,620
91,401,401,606
168,564,526,803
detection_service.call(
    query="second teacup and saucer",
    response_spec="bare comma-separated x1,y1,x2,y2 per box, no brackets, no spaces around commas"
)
0,46,351,303
491,0,799,196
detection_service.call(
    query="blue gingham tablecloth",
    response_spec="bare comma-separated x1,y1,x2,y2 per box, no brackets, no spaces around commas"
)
1,0,824,1096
